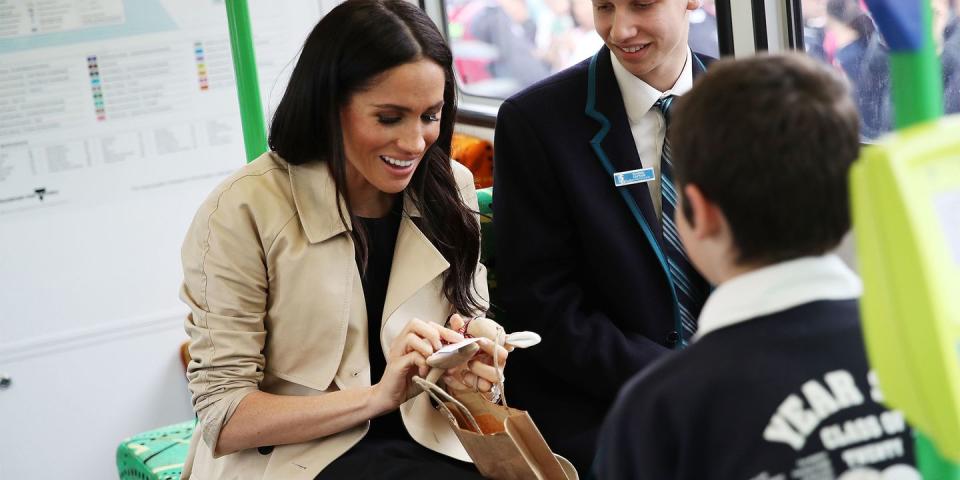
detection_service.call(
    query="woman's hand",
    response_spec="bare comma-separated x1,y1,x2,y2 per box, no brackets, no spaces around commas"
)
442,314,509,399
370,318,464,415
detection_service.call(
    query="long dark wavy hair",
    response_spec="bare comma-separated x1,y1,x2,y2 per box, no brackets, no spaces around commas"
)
269,0,483,315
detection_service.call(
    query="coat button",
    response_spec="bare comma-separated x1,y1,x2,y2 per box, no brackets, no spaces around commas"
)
352,371,359,377
666,331,680,346
257,445,274,455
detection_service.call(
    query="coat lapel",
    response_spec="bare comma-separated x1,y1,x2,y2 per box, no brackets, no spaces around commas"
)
586,47,662,239
692,51,709,79
381,195,450,330
584,47,668,270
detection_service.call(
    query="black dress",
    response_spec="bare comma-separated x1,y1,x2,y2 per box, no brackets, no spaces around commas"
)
316,202,484,479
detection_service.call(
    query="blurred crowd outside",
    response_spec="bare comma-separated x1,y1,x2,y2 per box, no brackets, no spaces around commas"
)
446,0,959,140
445,0,718,97
802,0,960,139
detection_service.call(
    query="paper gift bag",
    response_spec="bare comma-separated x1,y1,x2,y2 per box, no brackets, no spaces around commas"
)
413,377,578,480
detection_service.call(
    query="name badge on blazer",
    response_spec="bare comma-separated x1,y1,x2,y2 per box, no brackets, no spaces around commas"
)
613,168,655,187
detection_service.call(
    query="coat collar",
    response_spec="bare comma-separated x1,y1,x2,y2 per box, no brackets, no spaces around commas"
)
287,156,424,244
284,155,447,326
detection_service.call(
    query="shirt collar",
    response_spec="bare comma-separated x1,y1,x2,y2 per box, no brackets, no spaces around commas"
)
610,48,693,125
695,255,863,340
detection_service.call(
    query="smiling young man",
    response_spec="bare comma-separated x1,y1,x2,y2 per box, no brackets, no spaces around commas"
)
492,0,711,472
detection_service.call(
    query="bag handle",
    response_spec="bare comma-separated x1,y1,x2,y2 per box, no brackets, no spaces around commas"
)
412,375,483,433
494,325,508,407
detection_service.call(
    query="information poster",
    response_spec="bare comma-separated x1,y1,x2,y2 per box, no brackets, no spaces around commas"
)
0,0,341,347
0,0,331,216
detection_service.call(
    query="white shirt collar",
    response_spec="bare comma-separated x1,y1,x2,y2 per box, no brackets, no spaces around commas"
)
610,48,694,125
695,255,863,340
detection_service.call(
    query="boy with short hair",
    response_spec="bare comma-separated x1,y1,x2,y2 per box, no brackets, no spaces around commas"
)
593,53,917,479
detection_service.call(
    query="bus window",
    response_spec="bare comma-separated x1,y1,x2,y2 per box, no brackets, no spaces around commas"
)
444,0,721,99
799,0,960,140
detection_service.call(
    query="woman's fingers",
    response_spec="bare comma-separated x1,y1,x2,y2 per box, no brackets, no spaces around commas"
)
391,350,427,375
467,358,501,385
461,370,493,392
406,318,443,350
477,377,493,392
391,317,479,366
409,318,473,351
447,313,466,332
376,349,430,408
438,325,466,345
403,332,435,358
442,372,470,391
476,338,509,366
442,370,493,393
392,318,445,359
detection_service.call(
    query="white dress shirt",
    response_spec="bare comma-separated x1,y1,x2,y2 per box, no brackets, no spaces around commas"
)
694,255,863,340
610,49,694,219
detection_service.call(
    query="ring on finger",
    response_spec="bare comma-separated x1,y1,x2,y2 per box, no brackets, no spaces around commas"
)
489,384,501,404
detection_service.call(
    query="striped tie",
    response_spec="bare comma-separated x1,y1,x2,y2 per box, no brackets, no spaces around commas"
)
655,95,708,344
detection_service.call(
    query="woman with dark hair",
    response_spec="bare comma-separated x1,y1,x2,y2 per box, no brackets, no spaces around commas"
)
178,1,503,478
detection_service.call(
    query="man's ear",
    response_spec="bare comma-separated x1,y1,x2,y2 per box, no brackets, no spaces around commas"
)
682,184,721,238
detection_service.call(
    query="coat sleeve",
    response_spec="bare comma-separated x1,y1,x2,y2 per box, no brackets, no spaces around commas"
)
180,179,269,456
493,98,668,401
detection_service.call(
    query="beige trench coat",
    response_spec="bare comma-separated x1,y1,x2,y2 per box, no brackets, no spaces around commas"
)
179,152,487,479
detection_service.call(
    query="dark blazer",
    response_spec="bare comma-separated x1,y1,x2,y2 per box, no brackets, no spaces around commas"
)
492,46,710,472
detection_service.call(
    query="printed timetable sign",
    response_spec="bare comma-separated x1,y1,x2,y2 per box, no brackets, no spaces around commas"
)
851,116,960,461
0,0,330,216
0,0,340,344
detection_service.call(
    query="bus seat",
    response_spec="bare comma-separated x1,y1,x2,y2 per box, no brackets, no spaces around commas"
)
116,419,195,480
451,133,493,189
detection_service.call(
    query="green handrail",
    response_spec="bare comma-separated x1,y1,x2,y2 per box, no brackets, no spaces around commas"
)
887,1,944,128
225,0,268,163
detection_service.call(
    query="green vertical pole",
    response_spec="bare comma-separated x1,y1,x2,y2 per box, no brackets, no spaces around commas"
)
917,433,960,480
888,0,943,129
225,0,268,163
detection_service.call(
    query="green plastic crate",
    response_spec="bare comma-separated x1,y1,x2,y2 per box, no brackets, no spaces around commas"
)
116,419,195,480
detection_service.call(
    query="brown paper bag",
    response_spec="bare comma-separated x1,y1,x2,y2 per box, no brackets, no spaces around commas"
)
412,378,578,480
